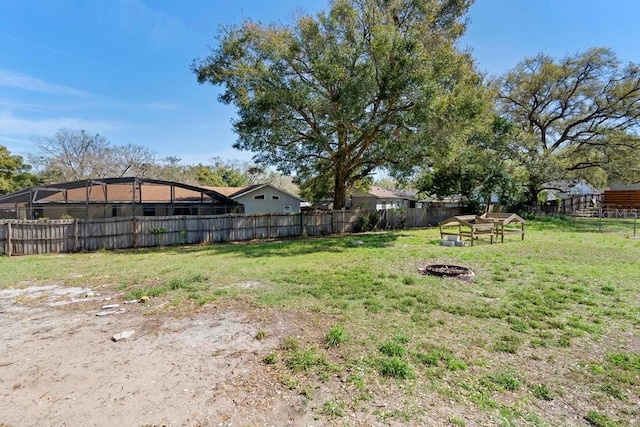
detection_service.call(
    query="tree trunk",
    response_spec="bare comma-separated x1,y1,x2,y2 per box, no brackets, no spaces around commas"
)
333,172,347,210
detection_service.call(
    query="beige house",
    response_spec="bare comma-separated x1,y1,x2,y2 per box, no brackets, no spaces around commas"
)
209,184,306,214
348,186,422,210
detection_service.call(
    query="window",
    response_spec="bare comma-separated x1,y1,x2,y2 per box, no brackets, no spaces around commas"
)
254,194,265,200
272,195,280,200
174,206,195,216
143,205,156,216
112,204,123,217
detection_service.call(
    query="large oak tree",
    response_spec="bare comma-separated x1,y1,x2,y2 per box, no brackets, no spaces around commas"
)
497,48,640,202
194,0,487,208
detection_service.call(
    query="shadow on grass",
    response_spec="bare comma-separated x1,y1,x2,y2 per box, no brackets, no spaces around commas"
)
119,231,403,258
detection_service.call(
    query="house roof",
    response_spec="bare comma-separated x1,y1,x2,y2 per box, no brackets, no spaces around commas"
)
542,179,600,194
0,177,240,206
356,186,417,200
206,183,306,202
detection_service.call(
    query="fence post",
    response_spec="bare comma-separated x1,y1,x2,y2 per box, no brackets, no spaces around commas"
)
74,218,79,252
132,217,137,248
6,221,12,257
599,208,603,233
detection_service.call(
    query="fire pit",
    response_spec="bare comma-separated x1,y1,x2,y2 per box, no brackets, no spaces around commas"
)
419,264,474,281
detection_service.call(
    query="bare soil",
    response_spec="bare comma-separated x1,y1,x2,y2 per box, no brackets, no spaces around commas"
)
0,285,330,427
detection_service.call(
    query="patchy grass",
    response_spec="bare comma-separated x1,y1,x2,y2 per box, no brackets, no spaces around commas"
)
1,220,639,425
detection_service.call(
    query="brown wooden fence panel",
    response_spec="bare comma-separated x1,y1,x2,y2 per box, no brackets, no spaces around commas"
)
1,207,461,256
5,220,75,254
425,205,462,226
303,212,333,236
79,217,133,251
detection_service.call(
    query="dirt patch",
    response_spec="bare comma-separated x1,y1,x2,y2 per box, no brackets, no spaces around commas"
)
0,285,324,426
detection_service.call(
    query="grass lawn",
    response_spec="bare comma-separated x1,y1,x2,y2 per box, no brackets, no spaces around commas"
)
1,217,639,425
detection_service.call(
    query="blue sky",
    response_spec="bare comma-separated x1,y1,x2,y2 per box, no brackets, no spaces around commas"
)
1,0,638,166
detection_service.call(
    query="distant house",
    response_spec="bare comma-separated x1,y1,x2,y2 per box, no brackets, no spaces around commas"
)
609,180,640,191
541,179,600,201
0,177,242,220
208,183,307,214
348,186,424,210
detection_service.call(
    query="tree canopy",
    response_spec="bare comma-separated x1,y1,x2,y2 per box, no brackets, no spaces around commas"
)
497,48,640,202
0,146,39,194
416,116,523,212
194,0,487,208
31,128,156,182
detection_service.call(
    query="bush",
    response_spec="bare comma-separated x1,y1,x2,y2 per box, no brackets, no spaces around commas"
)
354,211,380,232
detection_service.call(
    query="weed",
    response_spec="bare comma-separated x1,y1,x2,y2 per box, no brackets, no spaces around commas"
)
483,372,521,391
507,317,528,333
281,336,300,351
263,353,278,365
402,276,416,285
494,334,523,354
379,341,406,357
585,410,621,427
531,384,553,401
601,285,615,293
414,349,467,371
325,324,348,348
450,416,466,426
393,334,410,344
124,285,167,300
606,352,640,371
346,373,364,389
377,357,415,379
599,383,626,400
279,374,298,390
255,330,269,340
300,384,313,399
321,399,344,417
285,347,329,374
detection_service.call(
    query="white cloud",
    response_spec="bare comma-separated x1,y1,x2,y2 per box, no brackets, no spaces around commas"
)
0,109,127,139
0,70,90,97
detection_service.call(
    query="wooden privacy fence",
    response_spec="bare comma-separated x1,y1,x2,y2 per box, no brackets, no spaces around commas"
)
0,208,459,256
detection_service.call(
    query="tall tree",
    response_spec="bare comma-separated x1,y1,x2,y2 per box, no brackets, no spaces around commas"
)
193,0,487,208
31,128,156,181
189,157,248,187
416,116,523,212
0,145,39,194
497,48,640,203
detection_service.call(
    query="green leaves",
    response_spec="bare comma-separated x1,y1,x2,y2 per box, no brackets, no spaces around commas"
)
498,48,640,201
194,0,485,207
0,145,39,194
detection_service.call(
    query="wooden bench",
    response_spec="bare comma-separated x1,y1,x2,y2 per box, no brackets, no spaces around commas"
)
572,208,599,218
479,213,526,243
439,215,495,246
